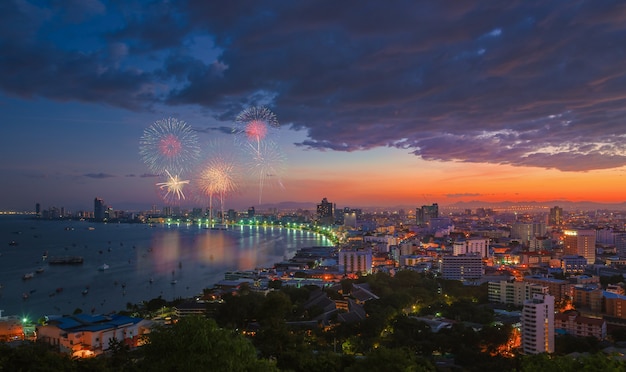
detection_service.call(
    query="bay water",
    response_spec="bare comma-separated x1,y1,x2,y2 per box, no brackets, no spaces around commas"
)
0,215,332,320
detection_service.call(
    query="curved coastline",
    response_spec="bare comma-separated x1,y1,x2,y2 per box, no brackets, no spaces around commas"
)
0,216,333,319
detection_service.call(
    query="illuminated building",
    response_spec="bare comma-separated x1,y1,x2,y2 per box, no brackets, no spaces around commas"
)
416,203,438,225
523,275,568,303
452,237,490,258
555,311,606,340
488,280,548,306
338,249,372,275
441,255,483,281
316,197,334,226
563,229,596,265
560,255,588,274
548,206,563,226
93,197,105,221
603,292,626,320
37,313,151,358
521,293,555,354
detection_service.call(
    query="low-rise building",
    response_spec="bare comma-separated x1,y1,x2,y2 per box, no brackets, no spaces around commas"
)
37,313,152,358
488,280,549,307
441,255,484,281
555,311,606,340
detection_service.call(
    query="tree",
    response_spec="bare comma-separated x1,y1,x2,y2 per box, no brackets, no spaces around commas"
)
138,316,277,372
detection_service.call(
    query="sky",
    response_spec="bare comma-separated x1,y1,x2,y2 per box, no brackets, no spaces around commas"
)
2,0,626,213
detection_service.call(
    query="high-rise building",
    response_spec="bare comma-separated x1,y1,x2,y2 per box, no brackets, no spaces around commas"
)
615,232,626,258
94,198,105,221
563,229,596,265
511,222,547,247
548,206,563,226
521,293,555,354
416,203,438,225
317,197,334,226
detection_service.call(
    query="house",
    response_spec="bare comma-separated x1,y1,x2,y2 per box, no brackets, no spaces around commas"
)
37,313,152,358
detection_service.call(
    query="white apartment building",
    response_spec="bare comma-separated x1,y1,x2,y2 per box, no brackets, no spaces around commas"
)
522,293,555,354
452,237,490,258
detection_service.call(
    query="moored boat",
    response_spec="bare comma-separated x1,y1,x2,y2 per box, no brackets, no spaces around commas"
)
98,263,110,271
22,272,34,280
48,256,84,265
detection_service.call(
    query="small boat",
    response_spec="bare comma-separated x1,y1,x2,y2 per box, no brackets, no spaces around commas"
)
82,288,89,295
170,280,177,285
22,293,29,300
149,278,154,284
98,263,110,271
8,240,19,246
56,287,63,293
22,272,34,280
36,267,44,274
42,251,48,260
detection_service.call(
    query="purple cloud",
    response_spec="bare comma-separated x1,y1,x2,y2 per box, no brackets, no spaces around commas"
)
2,1,626,171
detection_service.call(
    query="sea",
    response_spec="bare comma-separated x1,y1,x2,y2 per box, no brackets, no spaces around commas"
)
0,215,333,320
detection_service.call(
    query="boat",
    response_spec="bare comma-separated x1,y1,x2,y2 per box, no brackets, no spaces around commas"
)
98,263,110,271
22,272,34,280
82,288,89,295
170,279,177,285
42,251,48,260
36,267,44,274
22,293,29,300
8,240,19,246
48,256,84,265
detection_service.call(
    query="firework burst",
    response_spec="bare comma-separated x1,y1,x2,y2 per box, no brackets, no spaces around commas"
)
234,106,280,155
155,169,190,204
139,118,201,175
195,141,243,221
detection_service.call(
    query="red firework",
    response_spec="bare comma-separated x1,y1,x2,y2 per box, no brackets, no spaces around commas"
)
245,120,268,140
159,134,182,158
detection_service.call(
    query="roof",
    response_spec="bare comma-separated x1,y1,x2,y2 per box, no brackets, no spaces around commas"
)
47,314,144,333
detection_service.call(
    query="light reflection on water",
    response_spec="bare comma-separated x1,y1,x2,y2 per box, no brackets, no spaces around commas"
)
0,216,332,319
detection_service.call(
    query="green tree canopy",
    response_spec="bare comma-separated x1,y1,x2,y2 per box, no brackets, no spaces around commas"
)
138,316,277,372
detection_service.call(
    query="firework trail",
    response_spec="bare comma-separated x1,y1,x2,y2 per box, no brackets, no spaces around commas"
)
139,118,201,175
244,140,286,205
234,106,282,204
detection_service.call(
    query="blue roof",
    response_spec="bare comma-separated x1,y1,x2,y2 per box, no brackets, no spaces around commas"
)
51,314,143,332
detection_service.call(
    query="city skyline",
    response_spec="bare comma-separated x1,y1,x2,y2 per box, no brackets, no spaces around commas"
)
2,2,626,212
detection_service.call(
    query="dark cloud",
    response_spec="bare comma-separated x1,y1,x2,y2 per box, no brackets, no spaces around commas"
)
193,126,234,135
84,173,115,179
3,0,626,171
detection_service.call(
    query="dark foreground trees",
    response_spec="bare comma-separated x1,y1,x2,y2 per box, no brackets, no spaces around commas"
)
137,316,277,372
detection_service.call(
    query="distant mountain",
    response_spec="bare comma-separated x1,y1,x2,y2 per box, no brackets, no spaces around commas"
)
445,200,626,212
